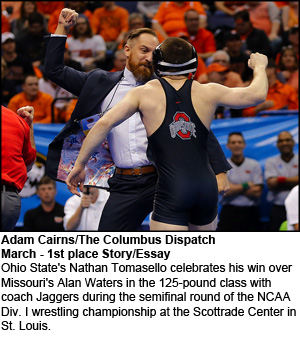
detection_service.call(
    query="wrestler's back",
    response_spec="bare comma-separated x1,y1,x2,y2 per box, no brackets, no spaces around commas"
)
146,78,218,225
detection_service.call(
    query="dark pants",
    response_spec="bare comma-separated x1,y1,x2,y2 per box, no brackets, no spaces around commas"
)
217,205,261,232
1,189,21,231
98,172,157,231
267,205,287,232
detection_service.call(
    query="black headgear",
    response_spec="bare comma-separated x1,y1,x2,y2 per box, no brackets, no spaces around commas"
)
152,42,198,78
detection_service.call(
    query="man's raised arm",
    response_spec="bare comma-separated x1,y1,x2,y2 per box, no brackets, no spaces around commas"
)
208,53,268,109
44,8,89,97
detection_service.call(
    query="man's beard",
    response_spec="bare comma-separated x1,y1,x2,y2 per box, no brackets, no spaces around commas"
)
128,54,153,83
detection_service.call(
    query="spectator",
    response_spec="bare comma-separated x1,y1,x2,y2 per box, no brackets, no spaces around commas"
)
38,76,74,123
206,63,228,85
152,1,207,40
64,187,110,231
117,13,147,50
8,74,53,124
91,1,129,51
199,50,244,87
1,32,34,105
243,60,298,116
137,2,161,20
217,132,263,231
63,98,78,123
48,1,93,34
277,46,298,91
67,14,106,71
278,1,298,34
244,2,281,56
1,105,36,231
36,1,64,21
128,12,147,30
110,50,126,72
264,131,298,231
10,1,46,37
211,1,245,31
284,185,299,231
224,32,253,83
15,12,48,67
23,176,65,231
286,26,299,60
234,10,272,58
183,9,216,61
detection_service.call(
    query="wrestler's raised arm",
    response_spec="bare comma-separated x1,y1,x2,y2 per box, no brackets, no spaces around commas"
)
207,52,268,109
66,87,141,195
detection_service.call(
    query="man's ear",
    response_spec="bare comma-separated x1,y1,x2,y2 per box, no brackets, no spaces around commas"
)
124,43,130,57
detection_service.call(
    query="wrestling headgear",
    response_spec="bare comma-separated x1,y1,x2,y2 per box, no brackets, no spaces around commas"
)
152,41,198,78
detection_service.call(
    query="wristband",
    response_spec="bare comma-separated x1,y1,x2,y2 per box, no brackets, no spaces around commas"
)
242,182,249,190
277,176,287,184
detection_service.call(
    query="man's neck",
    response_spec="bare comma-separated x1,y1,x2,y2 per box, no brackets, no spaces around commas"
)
281,153,294,163
231,155,244,165
41,201,56,213
25,93,37,101
188,29,198,37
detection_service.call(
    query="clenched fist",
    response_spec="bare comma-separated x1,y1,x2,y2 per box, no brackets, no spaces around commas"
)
17,106,34,127
248,52,268,70
55,8,78,34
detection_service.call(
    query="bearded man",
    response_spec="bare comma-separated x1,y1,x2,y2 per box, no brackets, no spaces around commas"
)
44,8,231,231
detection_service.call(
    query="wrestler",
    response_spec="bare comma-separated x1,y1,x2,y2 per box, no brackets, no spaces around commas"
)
66,38,268,231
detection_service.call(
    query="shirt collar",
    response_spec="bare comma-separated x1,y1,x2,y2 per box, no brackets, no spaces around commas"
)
123,67,139,86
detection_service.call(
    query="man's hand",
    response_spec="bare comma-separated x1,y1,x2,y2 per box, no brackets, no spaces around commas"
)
17,106,34,127
248,52,268,70
66,164,86,196
216,172,230,194
56,8,78,34
80,194,92,208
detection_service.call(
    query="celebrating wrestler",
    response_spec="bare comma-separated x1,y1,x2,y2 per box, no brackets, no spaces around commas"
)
66,37,268,231
45,8,232,231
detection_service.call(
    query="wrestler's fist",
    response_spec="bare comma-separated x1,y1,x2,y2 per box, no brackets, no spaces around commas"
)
58,8,78,29
248,52,268,70
17,106,34,127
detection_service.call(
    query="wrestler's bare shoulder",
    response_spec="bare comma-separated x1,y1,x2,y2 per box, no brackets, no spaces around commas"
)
192,81,226,98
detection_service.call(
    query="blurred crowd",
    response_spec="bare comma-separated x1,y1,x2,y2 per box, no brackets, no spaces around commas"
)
2,1,299,122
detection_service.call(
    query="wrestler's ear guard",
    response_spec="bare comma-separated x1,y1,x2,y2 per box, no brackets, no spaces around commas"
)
152,42,198,78
152,43,163,77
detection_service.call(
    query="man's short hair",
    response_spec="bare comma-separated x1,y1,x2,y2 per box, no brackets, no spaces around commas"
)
28,12,44,26
126,28,157,44
184,9,199,21
228,132,245,142
129,12,145,23
22,73,38,84
160,37,194,66
234,10,250,22
37,176,56,189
